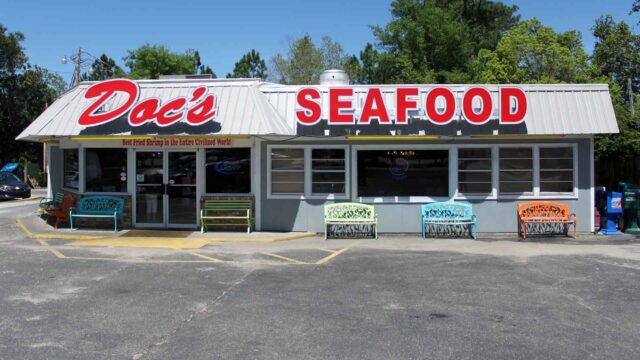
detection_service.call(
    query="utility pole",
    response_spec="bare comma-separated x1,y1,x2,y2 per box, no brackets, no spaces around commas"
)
73,47,82,87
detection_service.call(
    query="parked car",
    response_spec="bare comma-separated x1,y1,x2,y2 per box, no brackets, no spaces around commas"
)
0,172,31,200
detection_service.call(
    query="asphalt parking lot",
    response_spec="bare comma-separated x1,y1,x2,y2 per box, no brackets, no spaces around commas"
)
1,200,640,359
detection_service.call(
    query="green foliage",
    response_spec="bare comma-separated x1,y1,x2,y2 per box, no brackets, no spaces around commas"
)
0,24,63,164
80,54,125,81
270,35,356,84
471,19,593,83
124,44,216,79
366,0,519,84
226,49,267,79
592,15,640,100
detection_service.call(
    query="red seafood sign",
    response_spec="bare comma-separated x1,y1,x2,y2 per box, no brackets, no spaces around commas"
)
78,79,218,127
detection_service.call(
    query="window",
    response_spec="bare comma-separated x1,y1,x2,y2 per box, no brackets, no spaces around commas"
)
357,150,448,197
458,148,492,195
499,148,533,194
63,149,79,190
540,147,574,193
205,148,251,193
311,149,345,195
85,148,127,192
271,148,304,194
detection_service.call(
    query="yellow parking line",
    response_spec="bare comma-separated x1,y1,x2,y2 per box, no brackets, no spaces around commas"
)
186,251,225,263
315,247,349,265
318,248,339,254
260,252,310,265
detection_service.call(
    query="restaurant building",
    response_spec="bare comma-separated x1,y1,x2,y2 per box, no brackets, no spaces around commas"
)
17,71,619,234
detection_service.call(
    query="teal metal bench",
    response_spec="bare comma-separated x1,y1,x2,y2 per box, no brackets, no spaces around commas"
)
324,203,378,239
70,196,125,232
200,200,253,233
39,192,64,213
421,202,477,239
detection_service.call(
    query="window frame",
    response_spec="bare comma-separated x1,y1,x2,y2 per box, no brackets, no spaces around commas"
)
267,144,350,200
454,143,578,200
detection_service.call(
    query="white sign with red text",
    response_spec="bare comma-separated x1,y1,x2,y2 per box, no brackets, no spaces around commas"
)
295,86,527,126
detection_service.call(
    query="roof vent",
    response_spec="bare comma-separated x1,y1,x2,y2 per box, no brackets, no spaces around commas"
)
319,69,350,86
159,74,213,80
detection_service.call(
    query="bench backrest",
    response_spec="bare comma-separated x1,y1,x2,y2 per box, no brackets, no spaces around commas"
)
422,202,474,219
203,200,252,212
518,201,569,219
78,196,125,215
59,194,76,213
324,203,376,221
52,192,64,205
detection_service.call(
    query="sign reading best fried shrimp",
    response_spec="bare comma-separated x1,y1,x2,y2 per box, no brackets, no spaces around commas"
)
295,86,527,126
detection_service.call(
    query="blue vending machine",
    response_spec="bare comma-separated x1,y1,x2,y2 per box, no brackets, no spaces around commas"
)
600,192,623,235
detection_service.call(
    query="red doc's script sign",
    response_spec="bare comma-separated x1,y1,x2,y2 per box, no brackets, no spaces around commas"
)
295,86,527,126
78,79,218,127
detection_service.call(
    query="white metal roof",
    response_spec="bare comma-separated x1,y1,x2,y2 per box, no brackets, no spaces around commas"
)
18,81,618,141
17,79,295,141
260,83,620,136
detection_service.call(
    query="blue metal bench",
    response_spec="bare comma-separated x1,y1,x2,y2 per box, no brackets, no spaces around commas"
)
70,196,125,232
421,202,477,239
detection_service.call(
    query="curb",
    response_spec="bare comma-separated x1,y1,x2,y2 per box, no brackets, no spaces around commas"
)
4,196,44,203
15,218,316,245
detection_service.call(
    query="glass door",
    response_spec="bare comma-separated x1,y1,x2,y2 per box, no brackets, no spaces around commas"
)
134,150,198,229
135,151,165,227
167,151,197,227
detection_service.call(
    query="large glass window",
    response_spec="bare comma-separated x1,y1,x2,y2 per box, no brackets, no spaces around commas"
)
85,148,127,192
458,148,492,195
499,148,533,194
271,148,304,194
357,150,449,197
311,149,345,195
63,149,79,190
540,147,574,193
205,148,251,193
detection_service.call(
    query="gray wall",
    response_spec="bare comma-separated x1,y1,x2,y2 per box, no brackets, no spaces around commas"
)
49,145,62,195
260,138,593,233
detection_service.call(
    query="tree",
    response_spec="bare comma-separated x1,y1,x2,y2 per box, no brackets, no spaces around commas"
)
0,24,64,165
124,44,216,79
80,54,125,81
368,0,520,83
471,19,593,83
226,50,267,79
592,15,640,101
270,35,356,84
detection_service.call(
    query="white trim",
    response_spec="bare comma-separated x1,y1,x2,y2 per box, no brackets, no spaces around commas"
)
254,138,262,231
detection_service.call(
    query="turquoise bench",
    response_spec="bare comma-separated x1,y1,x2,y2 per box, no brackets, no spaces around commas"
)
70,196,125,232
324,203,378,239
421,202,477,239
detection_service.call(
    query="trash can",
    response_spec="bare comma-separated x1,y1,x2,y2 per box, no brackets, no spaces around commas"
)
600,191,623,235
619,182,640,234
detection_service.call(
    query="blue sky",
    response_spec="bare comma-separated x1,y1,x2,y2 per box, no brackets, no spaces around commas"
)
0,0,637,83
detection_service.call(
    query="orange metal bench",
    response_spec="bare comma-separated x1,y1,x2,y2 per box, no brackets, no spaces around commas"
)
517,201,576,240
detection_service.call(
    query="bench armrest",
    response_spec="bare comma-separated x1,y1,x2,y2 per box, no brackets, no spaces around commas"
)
569,213,577,220
471,214,477,222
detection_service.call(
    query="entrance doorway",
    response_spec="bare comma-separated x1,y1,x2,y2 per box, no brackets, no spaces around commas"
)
134,150,198,228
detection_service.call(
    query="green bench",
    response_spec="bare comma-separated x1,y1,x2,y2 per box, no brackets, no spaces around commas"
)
70,196,125,232
200,200,253,233
324,203,378,239
39,192,64,213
